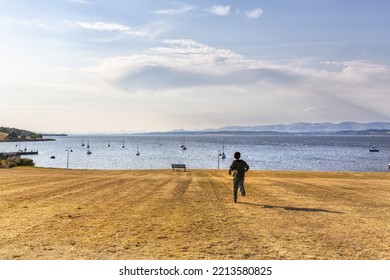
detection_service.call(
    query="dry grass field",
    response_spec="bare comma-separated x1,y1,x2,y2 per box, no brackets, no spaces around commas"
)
0,167,389,260
0,132,7,141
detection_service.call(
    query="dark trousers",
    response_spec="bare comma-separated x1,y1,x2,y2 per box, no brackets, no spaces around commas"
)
233,177,245,202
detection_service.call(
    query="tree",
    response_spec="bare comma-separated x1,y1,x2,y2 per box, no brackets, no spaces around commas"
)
29,133,43,139
6,132,18,140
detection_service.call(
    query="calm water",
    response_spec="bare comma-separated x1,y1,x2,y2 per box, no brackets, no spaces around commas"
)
1,134,389,172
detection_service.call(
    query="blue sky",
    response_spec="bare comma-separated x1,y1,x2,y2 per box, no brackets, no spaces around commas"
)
0,0,389,133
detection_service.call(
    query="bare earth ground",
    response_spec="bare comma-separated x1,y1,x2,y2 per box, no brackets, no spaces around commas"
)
0,167,389,260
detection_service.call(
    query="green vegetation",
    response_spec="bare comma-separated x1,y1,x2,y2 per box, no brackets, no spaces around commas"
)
0,157,35,168
0,127,43,141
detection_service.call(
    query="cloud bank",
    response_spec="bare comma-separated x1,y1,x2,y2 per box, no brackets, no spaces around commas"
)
89,39,390,127
1,0,388,132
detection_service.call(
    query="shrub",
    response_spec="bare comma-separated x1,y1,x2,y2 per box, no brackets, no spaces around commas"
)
0,157,35,168
15,158,35,166
0,159,17,168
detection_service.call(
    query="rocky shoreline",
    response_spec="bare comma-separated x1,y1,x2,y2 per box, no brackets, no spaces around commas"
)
0,138,55,142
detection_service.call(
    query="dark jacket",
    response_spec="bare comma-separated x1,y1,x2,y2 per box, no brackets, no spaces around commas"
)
229,159,249,179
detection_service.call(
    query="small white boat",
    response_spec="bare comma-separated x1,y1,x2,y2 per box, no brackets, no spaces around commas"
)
369,139,379,152
87,150,92,155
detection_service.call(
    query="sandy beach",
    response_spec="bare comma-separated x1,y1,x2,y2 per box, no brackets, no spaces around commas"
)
0,167,389,260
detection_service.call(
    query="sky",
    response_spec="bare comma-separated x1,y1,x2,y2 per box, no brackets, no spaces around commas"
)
0,0,389,133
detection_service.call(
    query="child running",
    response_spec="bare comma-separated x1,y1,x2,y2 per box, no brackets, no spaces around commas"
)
228,151,249,203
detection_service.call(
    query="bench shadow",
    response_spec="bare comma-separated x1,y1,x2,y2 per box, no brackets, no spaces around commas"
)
237,202,344,214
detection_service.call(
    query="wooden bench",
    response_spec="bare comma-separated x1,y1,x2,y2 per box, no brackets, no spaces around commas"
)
171,164,186,171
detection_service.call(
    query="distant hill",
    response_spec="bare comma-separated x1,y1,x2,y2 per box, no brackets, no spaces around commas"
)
0,126,54,141
141,122,390,136
206,122,390,133
0,126,37,136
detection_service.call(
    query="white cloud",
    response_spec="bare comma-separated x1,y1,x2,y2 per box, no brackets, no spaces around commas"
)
76,21,130,32
334,61,388,83
75,21,159,37
7,37,386,132
20,18,65,30
69,0,91,4
206,5,231,16
245,8,263,19
87,39,390,127
303,107,321,112
154,3,195,15
92,39,259,85
98,40,387,90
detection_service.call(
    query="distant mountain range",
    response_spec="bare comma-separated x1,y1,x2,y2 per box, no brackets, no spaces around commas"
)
205,122,390,133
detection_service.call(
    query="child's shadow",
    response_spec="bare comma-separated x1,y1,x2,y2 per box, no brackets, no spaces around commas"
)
238,202,344,214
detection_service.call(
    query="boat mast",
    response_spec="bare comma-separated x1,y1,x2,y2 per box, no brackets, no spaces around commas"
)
221,142,226,159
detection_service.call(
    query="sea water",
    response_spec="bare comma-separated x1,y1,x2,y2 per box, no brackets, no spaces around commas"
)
1,134,389,172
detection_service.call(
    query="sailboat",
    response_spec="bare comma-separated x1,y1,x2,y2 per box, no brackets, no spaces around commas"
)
388,163,390,170
180,136,187,150
369,138,379,152
136,144,140,156
221,141,226,159
122,137,125,148
388,153,390,170
81,137,85,147
108,138,111,147
87,149,92,155
87,139,90,149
